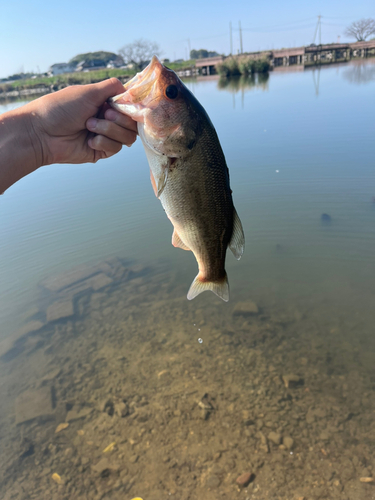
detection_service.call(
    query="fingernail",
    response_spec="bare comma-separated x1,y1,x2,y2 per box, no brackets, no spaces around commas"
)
87,117,97,129
105,109,118,121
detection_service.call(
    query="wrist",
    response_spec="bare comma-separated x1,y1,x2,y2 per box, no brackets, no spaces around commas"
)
0,104,45,193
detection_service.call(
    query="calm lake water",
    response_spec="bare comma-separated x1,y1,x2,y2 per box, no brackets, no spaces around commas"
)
0,60,374,500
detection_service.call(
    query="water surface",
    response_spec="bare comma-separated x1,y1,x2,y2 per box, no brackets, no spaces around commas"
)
0,60,374,500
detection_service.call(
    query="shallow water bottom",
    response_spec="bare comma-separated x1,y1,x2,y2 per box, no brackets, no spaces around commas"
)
0,257,374,500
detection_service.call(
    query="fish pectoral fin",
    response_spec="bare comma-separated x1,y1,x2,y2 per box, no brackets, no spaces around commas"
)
150,169,158,197
172,230,191,251
229,208,245,260
187,273,229,302
156,167,169,198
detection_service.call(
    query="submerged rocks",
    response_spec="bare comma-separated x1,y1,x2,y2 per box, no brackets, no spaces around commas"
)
0,320,45,360
65,407,93,423
46,300,74,322
233,300,259,316
1,257,375,500
15,387,54,424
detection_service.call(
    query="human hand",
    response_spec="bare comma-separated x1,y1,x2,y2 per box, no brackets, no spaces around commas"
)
28,78,137,166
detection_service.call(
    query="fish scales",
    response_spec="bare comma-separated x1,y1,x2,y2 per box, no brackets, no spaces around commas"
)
160,129,234,280
109,56,244,301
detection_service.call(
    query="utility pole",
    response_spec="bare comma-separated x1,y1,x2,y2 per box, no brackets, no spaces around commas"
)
230,22,233,55
187,38,191,59
318,15,321,45
313,15,322,44
239,21,243,54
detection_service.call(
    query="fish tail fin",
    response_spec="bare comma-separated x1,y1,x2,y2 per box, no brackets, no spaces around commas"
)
187,273,229,302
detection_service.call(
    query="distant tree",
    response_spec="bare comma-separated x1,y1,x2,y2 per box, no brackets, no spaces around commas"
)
344,18,375,41
69,51,123,67
190,49,220,59
118,39,161,70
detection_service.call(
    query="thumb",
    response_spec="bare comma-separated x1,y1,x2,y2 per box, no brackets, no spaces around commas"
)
89,78,126,106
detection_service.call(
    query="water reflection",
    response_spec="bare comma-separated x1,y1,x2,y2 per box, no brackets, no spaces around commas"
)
217,74,269,109
217,73,269,93
342,59,375,85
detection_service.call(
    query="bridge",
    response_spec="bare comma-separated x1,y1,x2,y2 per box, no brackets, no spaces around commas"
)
193,40,375,74
272,40,375,68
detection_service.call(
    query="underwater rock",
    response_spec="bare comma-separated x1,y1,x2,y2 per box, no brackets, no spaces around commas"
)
41,265,99,292
0,320,44,360
321,213,332,224
15,387,54,424
283,436,294,450
115,402,129,418
46,300,74,322
282,374,302,388
233,300,259,316
268,431,282,445
65,407,93,422
236,471,254,487
92,457,120,477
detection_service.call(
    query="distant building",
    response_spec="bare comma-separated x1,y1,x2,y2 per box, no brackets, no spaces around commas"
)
49,63,76,76
106,57,125,69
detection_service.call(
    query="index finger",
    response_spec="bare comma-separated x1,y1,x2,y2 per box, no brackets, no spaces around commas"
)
104,108,138,134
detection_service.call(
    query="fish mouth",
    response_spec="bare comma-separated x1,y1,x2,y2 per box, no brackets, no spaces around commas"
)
108,56,163,115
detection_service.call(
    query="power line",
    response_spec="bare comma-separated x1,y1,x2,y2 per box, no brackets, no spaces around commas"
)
240,23,316,34
237,16,317,31
322,22,346,27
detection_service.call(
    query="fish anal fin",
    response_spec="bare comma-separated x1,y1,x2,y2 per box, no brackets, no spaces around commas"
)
187,273,229,302
172,230,191,251
229,208,245,260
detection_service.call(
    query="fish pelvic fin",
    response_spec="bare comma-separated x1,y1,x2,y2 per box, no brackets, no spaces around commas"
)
157,167,168,198
172,230,191,251
229,208,245,260
187,273,229,302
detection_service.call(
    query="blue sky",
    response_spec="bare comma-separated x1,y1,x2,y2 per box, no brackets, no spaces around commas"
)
1,0,374,78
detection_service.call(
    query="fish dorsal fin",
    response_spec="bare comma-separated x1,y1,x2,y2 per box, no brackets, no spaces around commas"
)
229,208,245,260
172,230,191,251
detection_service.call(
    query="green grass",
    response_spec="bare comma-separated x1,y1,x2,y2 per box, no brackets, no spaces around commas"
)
165,59,196,71
0,62,197,95
217,56,270,77
0,68,135,93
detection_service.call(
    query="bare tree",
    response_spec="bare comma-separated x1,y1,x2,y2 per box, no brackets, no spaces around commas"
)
344,18,375,42
118,39,161,70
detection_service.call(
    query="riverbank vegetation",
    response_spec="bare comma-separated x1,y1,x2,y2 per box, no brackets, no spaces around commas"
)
217,56,270,77
0,60,196,100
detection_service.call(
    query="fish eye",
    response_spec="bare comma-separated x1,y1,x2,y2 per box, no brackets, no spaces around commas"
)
165,85,178,99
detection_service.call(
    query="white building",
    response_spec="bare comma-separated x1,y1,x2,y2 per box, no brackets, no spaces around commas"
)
49,63,76,76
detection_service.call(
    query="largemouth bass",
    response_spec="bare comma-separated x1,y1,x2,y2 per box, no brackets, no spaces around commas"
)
109,56,244,301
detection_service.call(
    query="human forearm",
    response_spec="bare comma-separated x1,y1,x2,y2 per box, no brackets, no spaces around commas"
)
0,104,43,194
0,79,137,194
